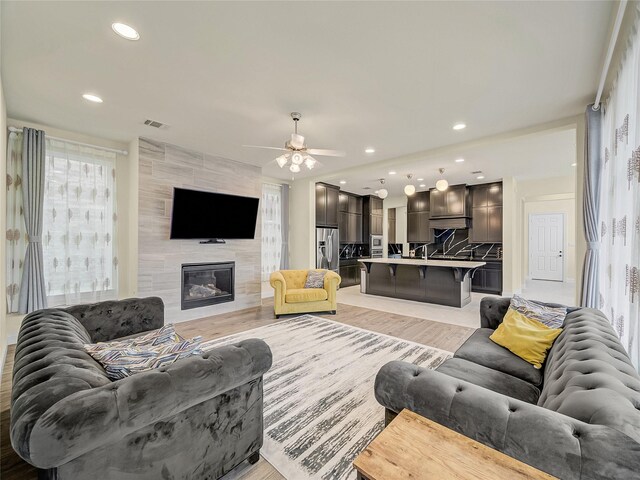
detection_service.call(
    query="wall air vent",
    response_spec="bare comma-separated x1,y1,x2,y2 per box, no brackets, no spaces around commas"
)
143,119,169,129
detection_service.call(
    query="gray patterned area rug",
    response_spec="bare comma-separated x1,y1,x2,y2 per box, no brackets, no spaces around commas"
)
201,315,451,480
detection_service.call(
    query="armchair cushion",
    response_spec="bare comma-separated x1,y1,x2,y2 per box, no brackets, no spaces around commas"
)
285,288,328,303
304,270,327,288
455,328,543,386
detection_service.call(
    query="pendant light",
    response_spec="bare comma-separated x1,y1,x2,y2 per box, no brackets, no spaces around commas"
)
377,179,388,199
404,174,416,196
436,168,449,191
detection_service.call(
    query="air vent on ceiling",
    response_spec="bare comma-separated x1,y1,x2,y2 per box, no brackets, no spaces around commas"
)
362,186,372,190
143,119,169,129
471,170,483,174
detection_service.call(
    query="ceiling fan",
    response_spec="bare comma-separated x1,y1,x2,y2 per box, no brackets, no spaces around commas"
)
243,112,346,173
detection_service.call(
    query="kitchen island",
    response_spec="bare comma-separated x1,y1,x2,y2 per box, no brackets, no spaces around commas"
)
360,258,486,308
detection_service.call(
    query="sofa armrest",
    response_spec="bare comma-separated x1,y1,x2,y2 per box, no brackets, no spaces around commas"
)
324,270,341,303
270,271,286,306
19,338,272,468
64,297,164,342
479,297,511,329
375,361,640,480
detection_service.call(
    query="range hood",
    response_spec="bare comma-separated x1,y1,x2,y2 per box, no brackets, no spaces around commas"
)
429,218,470,229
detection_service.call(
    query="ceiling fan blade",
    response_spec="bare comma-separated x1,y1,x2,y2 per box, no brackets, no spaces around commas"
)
242,145,289,151
306,148,346,157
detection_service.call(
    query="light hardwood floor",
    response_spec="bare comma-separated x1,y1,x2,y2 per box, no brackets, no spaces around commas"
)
1,299,474,480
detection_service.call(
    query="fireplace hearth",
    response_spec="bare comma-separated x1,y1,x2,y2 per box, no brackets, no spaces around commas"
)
181,262,235,310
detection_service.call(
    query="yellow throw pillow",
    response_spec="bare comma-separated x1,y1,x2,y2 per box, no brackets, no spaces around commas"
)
490,308,562,369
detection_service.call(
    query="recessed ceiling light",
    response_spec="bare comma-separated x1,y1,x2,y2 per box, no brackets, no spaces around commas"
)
455,158,465,163
419,184,426,188
365,148,375,153
339,180,347,184
477,175,485,180
112,22,140,40
417,178,424,181
571,163,577,167
82,93,103,103
453,123,466,130
388,171,397,175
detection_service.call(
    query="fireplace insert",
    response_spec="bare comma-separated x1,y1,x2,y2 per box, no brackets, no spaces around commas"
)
181,262,235,310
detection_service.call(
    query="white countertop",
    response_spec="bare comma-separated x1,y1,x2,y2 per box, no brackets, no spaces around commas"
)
360,258,486,268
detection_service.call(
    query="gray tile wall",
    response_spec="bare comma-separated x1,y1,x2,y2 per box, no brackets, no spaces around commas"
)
138,137,262,322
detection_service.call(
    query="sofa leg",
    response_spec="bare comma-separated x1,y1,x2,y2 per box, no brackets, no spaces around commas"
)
385,408,398,427
248,451,260,465
331,310,336,315
275,314,280,319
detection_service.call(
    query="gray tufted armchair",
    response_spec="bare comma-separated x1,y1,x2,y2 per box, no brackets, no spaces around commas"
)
375,297,640,480
10,297,273,480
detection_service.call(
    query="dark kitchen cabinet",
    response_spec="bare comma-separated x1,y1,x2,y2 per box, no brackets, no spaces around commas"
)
388,208,396,244
349,213,363,243
349,195,363,214
430,185,469,218
339,261,361,287
316,183,339,227
407,191,429,212
339,212,349,242
363,196,384,238
339,193,349,212
470,183,503,243
406,191,433,243
407,211,433,243
471,261,502,295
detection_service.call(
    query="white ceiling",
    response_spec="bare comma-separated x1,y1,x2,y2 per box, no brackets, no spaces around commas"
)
323,126,577,197
1,2,611,180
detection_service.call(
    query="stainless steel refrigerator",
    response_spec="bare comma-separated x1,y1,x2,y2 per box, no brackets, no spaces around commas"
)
316,227,339,273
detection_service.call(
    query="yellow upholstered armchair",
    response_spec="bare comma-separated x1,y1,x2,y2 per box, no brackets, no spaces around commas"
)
269,269,341,318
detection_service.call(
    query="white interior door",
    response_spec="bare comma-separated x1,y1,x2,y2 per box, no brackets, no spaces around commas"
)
529,213,564,281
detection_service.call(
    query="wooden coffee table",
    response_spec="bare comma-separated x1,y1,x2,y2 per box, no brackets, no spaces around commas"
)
353,409,556,480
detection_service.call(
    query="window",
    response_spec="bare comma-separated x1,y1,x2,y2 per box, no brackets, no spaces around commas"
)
261,183,283,281
42,139,118,306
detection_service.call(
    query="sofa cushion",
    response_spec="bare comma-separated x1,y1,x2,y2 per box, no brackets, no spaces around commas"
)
455,328,543,386
510,294,567,329
285,288,328,303
84,324,185,355
538,308,640,443
436,357,540,404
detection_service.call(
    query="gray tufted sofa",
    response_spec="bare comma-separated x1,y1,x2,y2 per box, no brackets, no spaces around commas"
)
375,297,640,480
10,297,273,480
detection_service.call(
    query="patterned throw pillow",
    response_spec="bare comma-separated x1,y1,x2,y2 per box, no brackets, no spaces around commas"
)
509,295,567,329
84,324,204,381
84,324,187,354
89,339,204,381
304,270,327,289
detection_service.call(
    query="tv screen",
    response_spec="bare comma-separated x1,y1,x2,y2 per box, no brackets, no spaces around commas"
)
170,188,260,240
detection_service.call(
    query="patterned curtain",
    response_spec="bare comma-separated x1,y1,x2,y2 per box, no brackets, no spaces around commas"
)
42,138,118,306
262,183,283,281
599,7,640,368
6,131,26,313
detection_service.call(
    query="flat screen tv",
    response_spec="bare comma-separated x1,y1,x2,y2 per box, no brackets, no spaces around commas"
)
170,187,260,241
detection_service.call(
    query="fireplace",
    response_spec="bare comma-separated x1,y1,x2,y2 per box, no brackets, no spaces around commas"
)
181,262,235,310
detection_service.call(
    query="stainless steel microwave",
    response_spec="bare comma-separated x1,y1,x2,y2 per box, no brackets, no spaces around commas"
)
370,235,383,248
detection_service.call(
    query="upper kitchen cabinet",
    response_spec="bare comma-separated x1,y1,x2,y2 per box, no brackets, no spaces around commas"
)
316,183,340,227
469,182,503,243
429,184,469,218
407,191,429,212
363,196,384,237
339,192,349,212
338,191,364,243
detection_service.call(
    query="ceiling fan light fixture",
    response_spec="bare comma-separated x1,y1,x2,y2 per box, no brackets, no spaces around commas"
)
289,163,301,173
291,152,304,165
304,155,316,169
275,155,288,168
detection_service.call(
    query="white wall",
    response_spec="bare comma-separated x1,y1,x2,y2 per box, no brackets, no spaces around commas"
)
513,175,576,293
289,178,316,269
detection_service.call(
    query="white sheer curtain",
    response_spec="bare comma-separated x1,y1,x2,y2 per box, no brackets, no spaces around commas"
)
6,131,26,313
262,183,283,281
599,6,640,367
42,138,118,306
